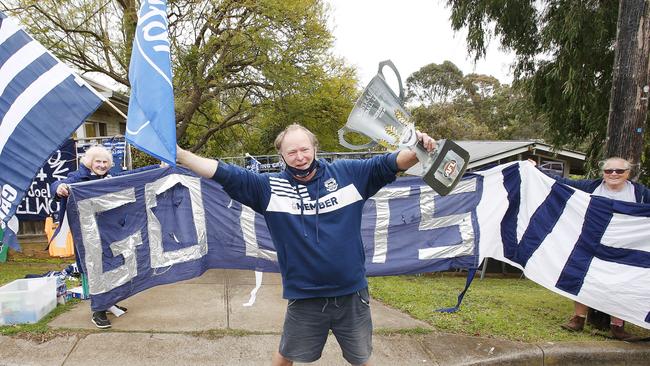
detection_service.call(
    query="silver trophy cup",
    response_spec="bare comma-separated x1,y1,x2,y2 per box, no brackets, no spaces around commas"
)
338,60,470,196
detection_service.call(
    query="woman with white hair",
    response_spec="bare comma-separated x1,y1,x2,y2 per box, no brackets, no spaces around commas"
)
53,145,115,198
51,144,161,328
535,157,650,340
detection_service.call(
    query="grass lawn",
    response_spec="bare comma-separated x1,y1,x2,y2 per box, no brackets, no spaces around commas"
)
0,258,81,336
2,259,649,343
0,258,71,284
369,272,650,343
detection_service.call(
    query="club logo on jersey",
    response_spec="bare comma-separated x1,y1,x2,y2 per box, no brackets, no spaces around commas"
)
324,178,338,192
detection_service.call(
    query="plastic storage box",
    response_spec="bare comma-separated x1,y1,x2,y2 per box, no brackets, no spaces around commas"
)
0,277,57,325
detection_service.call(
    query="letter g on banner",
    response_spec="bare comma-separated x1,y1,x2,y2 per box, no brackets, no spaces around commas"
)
77,188,142,295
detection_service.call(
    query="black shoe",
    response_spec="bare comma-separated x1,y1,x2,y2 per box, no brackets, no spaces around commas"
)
114,305,128,313
92,311,111,329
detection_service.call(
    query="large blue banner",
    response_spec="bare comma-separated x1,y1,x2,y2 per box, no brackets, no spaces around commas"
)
65,166,482,311
65,162,650,329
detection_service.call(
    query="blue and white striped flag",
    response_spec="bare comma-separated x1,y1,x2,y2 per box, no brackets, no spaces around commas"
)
476,161,650,329
126,0,176,165
0,11,104,251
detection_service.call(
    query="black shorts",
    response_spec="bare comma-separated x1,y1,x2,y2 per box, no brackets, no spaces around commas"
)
278,288,373,364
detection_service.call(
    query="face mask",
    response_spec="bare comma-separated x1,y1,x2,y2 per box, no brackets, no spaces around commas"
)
284,157,317,178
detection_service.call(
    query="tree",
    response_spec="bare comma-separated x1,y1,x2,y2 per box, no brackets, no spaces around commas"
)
406,61,464,105
3,0,354,156
410,104,497,141
446,0,621,174
605,0,650,178
242,59,359,154
405,61,546,141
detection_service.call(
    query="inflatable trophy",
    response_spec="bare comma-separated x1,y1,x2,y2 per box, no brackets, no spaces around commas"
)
338,60,469,196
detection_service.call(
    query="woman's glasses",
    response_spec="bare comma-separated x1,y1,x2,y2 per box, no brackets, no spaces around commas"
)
603,168,629,174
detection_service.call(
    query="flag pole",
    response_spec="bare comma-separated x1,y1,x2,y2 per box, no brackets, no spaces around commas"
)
0,228,8,262
103,98,127,120
76,75,127,120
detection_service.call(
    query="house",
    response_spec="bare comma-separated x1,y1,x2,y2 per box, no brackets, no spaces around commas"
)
76,78,129,139
459,140,585,175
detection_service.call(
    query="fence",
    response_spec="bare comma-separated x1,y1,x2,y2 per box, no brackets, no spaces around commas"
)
221,151,387,172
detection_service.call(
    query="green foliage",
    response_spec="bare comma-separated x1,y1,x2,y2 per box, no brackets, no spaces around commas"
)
406,61,547,141
369,274,650,342
446,0,622,174
250,60,359,154
411,104,497,141
171,0,341,154
641,131,650,186
406,61,464,105
5,0,357,157
448,0,539,62
130,148,160,169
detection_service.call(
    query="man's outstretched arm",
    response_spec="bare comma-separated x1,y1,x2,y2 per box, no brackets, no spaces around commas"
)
176,146,219,179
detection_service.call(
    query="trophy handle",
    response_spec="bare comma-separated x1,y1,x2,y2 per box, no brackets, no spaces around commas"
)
377,60,404,101
338,126,378,150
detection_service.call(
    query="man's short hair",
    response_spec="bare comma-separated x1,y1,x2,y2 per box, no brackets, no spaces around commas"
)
81,145,113,169
599,157,632,170
274,124,319,153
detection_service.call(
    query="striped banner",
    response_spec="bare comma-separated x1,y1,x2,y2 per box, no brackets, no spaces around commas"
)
0,11,103,250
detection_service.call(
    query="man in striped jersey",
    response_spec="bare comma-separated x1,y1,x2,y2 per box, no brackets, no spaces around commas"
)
177,124,435,365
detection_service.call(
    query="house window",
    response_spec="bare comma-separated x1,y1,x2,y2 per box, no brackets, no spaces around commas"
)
539,161,564,176
84,122,107,137
119,123,127,135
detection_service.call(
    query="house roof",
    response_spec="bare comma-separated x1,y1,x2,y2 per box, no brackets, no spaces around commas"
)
81,75,129,112
459,140,585,169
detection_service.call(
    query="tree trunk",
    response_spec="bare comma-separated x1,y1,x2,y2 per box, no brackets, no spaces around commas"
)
605,0,650,180
121,0,139,81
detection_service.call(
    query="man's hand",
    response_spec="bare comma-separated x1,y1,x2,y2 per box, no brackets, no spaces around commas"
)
396,130,437,171
416,131,436,152
176,145,219,178
56,183,70,198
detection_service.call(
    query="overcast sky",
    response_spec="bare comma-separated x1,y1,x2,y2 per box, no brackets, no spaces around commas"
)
327,0,515,88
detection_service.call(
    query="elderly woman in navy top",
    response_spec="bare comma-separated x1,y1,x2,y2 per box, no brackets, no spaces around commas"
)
53,145,114,198
51,145,160,329
535,157,650,340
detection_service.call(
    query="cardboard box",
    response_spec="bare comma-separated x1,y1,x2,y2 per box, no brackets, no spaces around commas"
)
0,277,57,325
66,286,89,300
